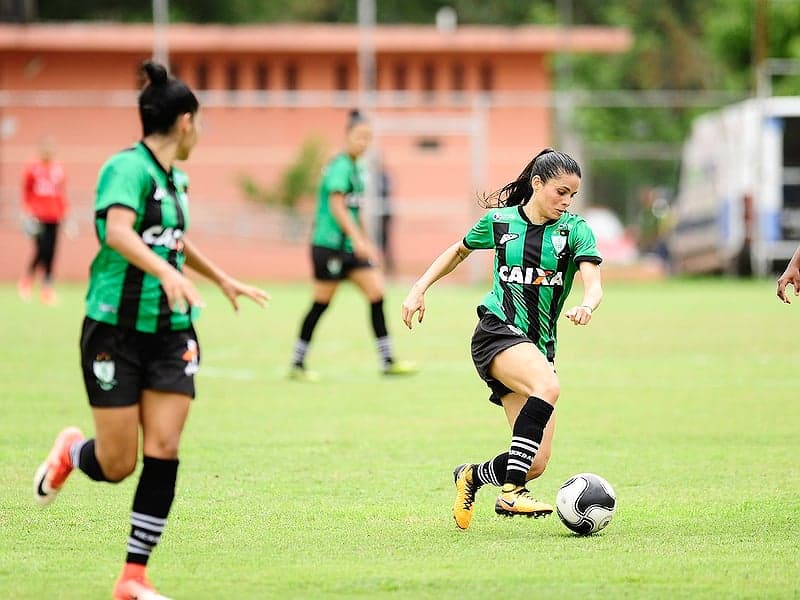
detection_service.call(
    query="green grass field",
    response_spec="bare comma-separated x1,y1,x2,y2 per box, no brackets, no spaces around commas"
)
1,278,799,599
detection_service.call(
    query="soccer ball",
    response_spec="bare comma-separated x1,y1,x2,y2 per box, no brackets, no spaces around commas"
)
555,473,616,535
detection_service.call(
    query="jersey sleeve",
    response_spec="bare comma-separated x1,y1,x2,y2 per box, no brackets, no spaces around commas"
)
570,219,603,265
324,156,352,194
463,211,495,249
95,157,148,216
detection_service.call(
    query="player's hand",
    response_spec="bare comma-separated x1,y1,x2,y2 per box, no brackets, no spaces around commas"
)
401,289,426,329
565,304,593,326
159,267,203,315
219,276,271,313
353,239,381,266
777,267,800,304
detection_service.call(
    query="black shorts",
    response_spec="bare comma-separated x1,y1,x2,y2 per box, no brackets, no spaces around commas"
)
80,317,200,407
311,245,372,281
471,308,541,406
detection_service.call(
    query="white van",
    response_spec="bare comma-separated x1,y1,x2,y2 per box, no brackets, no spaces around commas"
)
669,96,800,275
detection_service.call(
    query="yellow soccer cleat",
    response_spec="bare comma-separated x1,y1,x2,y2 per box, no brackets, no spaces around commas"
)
494,483,553,518
383,360,418,376
453,464,479,530
288,366,321,383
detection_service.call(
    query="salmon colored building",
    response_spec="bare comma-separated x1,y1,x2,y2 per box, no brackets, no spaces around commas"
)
0,22,631,281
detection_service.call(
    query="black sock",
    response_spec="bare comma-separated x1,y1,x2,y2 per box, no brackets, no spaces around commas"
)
293,302,329,367
474,452,508,487
505,396,554,487
126,456,179,566
370,298,388,338
370,299,394,367
72,439,109,482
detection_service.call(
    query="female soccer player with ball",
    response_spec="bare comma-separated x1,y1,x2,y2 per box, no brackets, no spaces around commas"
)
32,61,269,599
401,148,603,530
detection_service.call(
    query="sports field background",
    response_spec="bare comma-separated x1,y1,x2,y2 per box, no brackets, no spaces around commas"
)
1,278,798,599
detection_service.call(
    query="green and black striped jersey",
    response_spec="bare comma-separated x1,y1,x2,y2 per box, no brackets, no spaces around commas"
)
86,142,191,333
311,153,364,252
463,205,602,360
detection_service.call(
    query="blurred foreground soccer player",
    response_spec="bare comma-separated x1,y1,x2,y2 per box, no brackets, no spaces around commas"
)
32,61,269,600
290,109,415,381
401,149,603,530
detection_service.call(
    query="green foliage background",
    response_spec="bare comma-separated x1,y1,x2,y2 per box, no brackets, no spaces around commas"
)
31,0,800,221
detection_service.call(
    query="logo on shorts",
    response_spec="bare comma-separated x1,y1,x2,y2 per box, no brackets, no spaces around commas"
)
182,340,199,376
93,353,117,391
326,257,342,276
507,324,525,337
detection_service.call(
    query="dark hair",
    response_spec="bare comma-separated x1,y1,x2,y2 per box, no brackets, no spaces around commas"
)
481,148,581,208
138,61,199,137
347,108,367,131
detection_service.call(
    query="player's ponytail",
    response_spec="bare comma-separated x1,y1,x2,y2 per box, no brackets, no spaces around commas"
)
480,148,581,208
138,60,199,137
142,61,169,87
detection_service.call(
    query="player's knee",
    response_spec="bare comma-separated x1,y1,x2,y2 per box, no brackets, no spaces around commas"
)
100,456,137,482
144,436,181,460
533,374,560,404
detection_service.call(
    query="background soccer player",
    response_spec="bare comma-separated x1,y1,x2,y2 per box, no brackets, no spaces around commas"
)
19,135,68,305
401,148,603,530
32,61,269,600
290,109,415,380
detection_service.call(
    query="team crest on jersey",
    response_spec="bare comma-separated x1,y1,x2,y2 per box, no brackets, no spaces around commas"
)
93,353,117,391
552,226,569,257
182,340,200,376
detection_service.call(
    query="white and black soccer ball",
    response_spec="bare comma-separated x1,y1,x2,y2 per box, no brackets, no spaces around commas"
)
556,473,616,535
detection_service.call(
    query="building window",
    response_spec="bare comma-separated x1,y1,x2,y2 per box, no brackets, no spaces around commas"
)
284,63,298,91
393,63,407,91
479,62,493,92
422,62,436,93
335,62,350,91
226,62,239,91
195,62,208,90
451,63,465,92
255,62,269,90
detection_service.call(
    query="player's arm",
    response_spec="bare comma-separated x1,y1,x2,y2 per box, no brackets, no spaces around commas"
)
565,261,603,326
401,241,472,329
182,238,269,312
329,192,378,262
105,206,201,314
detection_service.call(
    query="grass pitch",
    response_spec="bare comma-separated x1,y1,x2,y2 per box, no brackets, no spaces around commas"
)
1,277,798,599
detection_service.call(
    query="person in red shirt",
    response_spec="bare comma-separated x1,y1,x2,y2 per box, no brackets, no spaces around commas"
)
19,136,68,305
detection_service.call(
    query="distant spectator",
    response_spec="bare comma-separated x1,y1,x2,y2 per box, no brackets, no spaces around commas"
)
376,162,395,274
19,136,67,305
635,186,673,266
